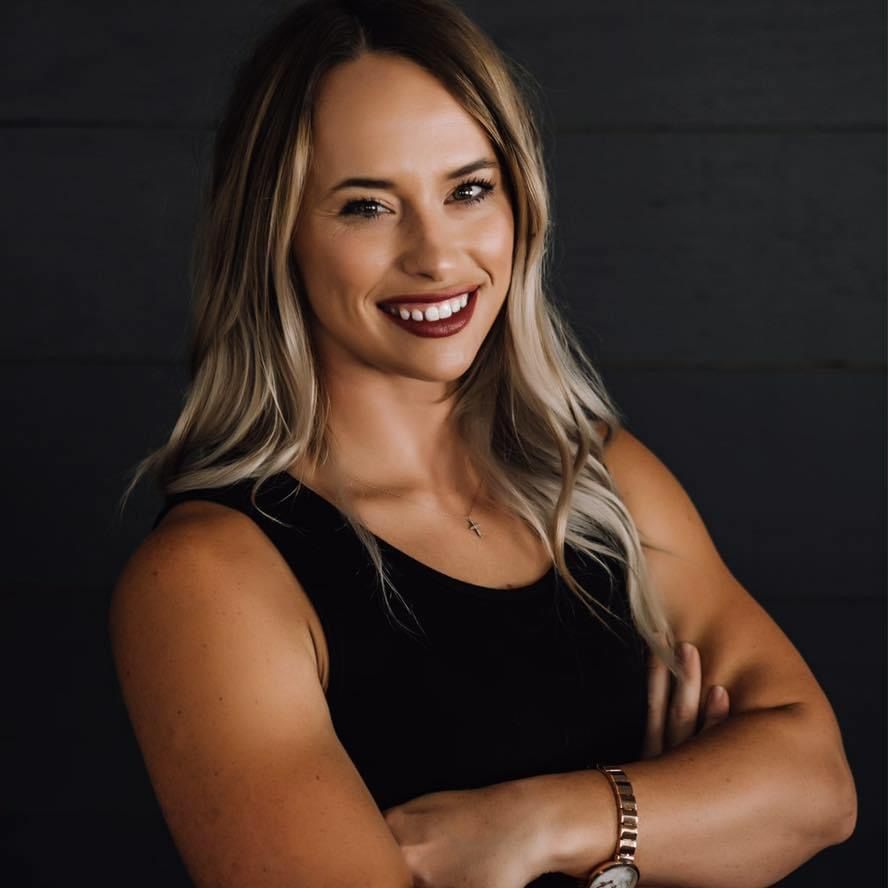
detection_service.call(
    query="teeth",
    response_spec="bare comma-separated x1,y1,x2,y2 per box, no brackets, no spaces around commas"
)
387,291,471,322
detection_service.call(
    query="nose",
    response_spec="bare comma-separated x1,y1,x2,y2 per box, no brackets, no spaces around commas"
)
398,203,462,281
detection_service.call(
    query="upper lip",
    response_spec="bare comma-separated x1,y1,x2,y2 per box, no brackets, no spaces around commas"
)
377,283,482,305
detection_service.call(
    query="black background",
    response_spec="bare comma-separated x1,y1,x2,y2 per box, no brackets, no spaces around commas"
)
2,1,884,884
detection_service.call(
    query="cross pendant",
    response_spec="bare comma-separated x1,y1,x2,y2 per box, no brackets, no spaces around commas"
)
466,517,482,537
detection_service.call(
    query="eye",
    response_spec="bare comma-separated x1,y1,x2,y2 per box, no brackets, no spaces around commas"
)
339,176,496,222
451,177,496,205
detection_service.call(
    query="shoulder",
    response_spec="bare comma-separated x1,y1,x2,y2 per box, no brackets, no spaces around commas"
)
592,420,731,639
139,499,301,603
594,420,743,603
111,499,328,688
595,421,704,562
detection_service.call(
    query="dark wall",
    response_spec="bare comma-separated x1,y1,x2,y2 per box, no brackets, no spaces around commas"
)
2,1,884,884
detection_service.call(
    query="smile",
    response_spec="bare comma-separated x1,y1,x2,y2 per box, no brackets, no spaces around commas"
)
377,287,480,339
381,291,471,321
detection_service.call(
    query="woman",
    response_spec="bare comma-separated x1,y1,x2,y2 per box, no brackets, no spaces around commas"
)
109,1,856,886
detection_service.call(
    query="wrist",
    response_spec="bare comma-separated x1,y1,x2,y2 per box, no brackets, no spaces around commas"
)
513,768,618,881
497,776,562,882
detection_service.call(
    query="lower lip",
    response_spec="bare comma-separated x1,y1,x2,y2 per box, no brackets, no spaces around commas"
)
377,288,479,338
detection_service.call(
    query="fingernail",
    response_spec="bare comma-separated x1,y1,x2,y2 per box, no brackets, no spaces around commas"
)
712,685,726,702
679,642,694,664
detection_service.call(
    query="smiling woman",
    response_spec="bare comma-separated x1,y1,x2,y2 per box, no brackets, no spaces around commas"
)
292,50,515,361
110,2,855,887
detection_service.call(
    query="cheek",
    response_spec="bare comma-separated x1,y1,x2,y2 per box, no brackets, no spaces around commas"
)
472,209,514,272
299,225,392,297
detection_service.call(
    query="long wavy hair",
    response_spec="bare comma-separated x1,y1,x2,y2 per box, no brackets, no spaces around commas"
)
119,0,680,677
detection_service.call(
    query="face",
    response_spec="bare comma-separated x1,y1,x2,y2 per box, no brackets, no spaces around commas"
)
292,51,515,385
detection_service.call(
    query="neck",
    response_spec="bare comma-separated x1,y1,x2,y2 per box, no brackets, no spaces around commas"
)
288,450,489,513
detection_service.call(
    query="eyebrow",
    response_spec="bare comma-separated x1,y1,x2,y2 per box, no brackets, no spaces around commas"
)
326,158,499,196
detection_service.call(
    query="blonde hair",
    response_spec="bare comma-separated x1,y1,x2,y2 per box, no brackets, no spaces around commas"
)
119,0,680,677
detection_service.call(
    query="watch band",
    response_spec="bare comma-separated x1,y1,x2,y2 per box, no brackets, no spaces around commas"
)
599,765,639,864
582,764,641,888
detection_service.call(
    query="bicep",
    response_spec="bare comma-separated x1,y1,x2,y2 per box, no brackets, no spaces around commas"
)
643,536,824,717
604,427,836,720
109,516,410,887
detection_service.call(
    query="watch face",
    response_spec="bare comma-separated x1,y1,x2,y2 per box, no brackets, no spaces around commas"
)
587,862,639,888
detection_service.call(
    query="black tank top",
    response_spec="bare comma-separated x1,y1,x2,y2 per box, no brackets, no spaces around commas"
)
152,472,649,887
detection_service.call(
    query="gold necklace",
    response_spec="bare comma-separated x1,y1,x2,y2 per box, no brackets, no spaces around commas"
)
335,469,486,538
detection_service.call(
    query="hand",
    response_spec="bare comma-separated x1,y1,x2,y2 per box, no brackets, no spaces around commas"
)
381,781,543,888
643,640,731,758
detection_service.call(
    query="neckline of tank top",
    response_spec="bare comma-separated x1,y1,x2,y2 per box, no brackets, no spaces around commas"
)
264,470,559,601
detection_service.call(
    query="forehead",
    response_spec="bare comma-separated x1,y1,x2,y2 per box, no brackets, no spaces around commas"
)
309,52,493,180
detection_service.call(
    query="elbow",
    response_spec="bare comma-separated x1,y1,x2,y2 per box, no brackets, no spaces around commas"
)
830,738,858,846
815,755,858,848
830,773,858,845
791,703,858,848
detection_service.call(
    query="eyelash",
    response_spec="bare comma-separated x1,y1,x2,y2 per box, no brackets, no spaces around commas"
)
339,177,496,222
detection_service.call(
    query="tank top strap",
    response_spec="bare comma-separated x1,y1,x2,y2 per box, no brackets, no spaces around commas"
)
151,474,309,531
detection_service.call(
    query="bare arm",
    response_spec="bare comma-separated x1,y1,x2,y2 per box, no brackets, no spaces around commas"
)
109,502,412,887
520,428,857,888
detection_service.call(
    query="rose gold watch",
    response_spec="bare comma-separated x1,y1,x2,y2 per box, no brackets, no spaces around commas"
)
583,765,640,888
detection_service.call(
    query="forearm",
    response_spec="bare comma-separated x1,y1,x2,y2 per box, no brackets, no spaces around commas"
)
518,704,855,888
